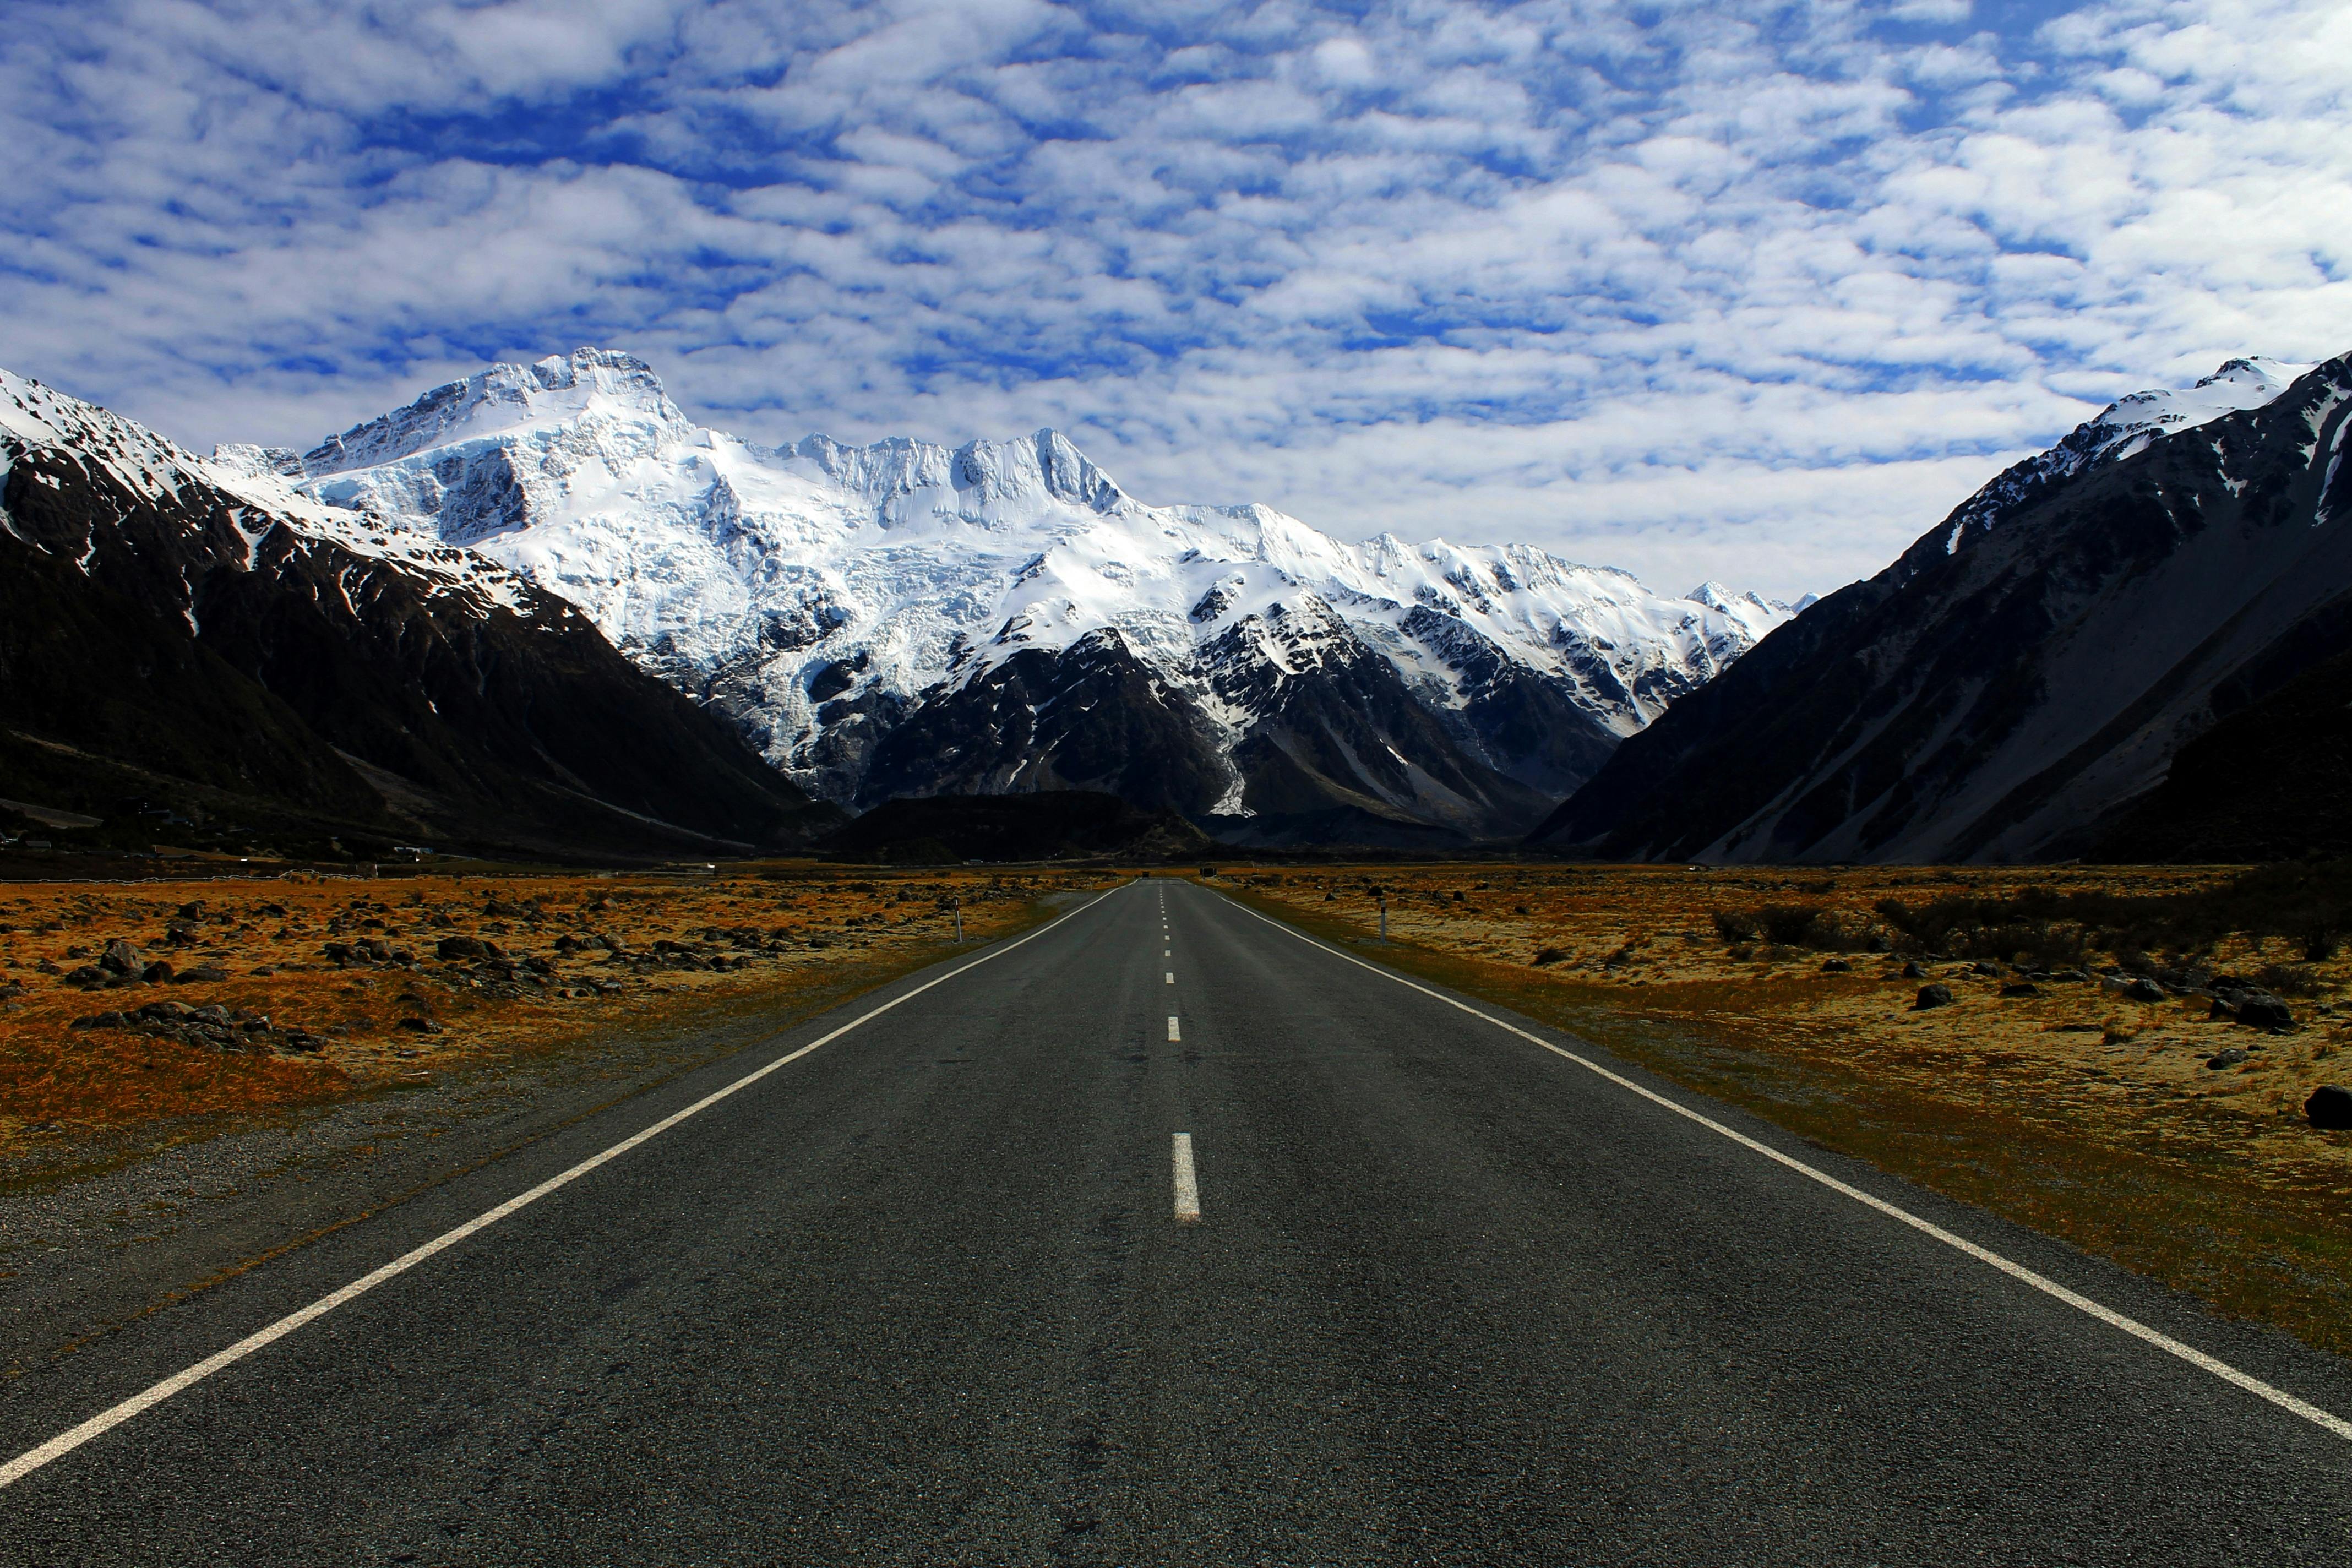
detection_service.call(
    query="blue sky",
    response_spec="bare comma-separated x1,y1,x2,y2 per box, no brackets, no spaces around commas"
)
5,0,2349,597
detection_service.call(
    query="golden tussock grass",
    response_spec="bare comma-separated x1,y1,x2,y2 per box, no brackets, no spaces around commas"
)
0,865,1103,1151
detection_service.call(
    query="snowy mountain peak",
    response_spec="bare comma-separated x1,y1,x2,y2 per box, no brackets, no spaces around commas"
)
2087,353,2308,466
302,347,688,475
241,349,1799,819
1934,354,2314,559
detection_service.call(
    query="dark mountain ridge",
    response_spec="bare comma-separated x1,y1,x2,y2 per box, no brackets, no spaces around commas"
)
1,372,838,861
1535,353,2352,864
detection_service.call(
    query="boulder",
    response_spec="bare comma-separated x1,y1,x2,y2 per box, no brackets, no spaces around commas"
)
2306,1085,2352,1130
99,940,142,976
1999,982,2040,998
2234,995,2296,1031
2207,1047,2250,1069
1821,958,1853,973
1913,984,1954,1011
173,966,230,984
65,965,106,986
436,935,494,961
1901,961,1928,979
141,961,175,983
2125,978,2166,1003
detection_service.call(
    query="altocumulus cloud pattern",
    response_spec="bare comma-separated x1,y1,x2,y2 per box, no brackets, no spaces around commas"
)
4,0,2349,597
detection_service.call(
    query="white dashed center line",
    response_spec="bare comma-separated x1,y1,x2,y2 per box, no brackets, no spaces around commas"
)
1172,1133,1201,1224
1167,1015,1181,1041
1166,971,1174,983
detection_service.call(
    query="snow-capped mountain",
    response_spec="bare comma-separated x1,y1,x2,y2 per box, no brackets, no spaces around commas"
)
248,348,1797,839
1537,352,2352,863
1916,355,2311,569
0,367,832,858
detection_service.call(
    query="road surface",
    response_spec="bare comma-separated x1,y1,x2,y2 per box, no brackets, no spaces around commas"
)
6,878,2350,1564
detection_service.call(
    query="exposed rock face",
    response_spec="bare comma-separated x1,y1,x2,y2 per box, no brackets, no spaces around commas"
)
1534,354,2352,864
2094,644,2352,864
0,367,837,858
265,348,1795,841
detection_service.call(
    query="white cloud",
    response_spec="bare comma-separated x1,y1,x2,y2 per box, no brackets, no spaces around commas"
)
2,0,2349,602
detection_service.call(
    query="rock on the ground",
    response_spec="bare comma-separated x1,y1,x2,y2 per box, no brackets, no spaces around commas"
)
1914,984,1954,1010
2306,1084,2352,1130
2235,995,2296,1031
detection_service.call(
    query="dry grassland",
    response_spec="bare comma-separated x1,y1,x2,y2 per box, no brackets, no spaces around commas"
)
1226,863,2352,1358
0,867,1097,1160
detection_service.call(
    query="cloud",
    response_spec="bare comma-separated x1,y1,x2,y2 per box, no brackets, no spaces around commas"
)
3,0,2349,601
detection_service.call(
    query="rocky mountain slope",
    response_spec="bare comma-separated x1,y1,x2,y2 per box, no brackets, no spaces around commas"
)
244,349,1796,842
1532,355,2343,863
0,369,837,861
2091,643,2352,864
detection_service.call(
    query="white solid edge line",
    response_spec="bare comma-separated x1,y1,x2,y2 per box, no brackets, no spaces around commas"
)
0,881,1137,1492
1172,1132,1201,1223
1219,894,2352,1445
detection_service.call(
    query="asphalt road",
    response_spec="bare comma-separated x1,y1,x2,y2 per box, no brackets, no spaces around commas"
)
6,878,2352,1565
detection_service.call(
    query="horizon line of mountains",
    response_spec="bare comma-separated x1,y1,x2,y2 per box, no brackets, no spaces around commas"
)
2,346,2343,865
